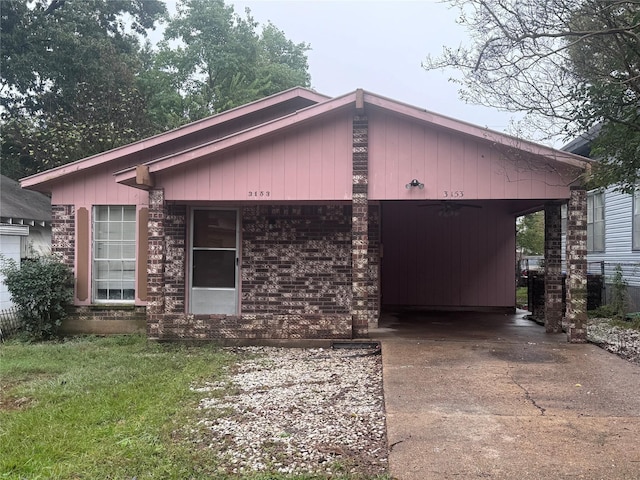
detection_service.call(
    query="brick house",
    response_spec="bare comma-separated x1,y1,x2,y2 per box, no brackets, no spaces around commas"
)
21,88,593,341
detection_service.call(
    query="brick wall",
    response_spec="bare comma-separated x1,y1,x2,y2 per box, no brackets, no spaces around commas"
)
566,186,588,342
544,203,563,332
352,114,369,336
242,204,352,317
165,204,187,314
51,205,75,268
368,205,380,324
68,305,146,322
148,204,354,340
147,189,166,321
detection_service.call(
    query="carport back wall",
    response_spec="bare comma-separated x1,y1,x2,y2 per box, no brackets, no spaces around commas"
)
381,201,515,309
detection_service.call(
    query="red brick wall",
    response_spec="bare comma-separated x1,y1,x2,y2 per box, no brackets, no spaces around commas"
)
352,114,369,336
241,204,352,317
165,204,187,314
51,205,75,268
566,186,588,342
544,202,563,332
148,203,354,340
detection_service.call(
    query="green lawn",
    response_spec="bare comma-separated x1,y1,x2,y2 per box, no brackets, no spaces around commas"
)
516,287,528,308
1,336,339,479
0,335,240,478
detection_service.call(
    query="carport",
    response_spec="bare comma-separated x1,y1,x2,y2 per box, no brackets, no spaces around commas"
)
361,93,592,341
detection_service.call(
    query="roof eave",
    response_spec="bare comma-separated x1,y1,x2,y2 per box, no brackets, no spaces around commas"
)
362,92,593,170
115,91,360,186
21,87,328,190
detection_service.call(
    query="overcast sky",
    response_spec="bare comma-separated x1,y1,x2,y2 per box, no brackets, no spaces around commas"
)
229,0,521,133
160,1,522,136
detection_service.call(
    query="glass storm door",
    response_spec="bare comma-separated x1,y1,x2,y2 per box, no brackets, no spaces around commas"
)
190,209,238,314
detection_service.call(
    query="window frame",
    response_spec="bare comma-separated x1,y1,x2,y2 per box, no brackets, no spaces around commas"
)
92,205,137,303
633,189,640,251
587,191,605,253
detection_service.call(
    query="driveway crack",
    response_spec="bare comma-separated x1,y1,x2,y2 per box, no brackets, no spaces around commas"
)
509,372,546,416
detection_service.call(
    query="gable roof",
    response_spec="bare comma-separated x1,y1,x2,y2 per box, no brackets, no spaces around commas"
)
21,87,329,192
1,175,51,226
21,87,592,192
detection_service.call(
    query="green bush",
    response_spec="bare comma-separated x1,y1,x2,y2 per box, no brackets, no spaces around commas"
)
609,264,629,320
0,255,74,340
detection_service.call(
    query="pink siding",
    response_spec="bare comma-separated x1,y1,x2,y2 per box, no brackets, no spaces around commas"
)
368,111,578,201
161,113,353,201
51,163,148,207
381,201,515,308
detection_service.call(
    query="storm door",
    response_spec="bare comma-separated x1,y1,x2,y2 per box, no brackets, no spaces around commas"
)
190,209,238,314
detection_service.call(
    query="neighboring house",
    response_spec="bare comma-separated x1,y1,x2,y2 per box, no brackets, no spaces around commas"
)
21,88,592,340
0,174,52,311
563,134,640,312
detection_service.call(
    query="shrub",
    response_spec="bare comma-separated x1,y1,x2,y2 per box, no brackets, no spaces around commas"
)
609,264,629,320
0,255,74,340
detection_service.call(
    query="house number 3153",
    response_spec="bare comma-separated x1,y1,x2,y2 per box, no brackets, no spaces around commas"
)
248,191,270,197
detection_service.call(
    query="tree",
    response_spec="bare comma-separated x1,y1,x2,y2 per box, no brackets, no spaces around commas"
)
157,0,311,121
516,211,545,257
423,0,640,193
1,0,166,179
1,0,311,180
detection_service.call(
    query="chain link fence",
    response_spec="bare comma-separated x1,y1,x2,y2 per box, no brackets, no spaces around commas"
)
0,307,23,341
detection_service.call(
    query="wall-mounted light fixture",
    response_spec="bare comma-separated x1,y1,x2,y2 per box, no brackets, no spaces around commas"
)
405,179,424,189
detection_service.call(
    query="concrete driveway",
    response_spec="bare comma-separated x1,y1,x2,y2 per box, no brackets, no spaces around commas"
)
371,311,640,479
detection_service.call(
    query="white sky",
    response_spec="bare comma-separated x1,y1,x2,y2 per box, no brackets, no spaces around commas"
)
160,1,522,135
231,0,521,133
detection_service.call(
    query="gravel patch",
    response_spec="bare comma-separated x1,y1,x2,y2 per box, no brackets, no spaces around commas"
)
184,320,638,476
190,346,387,477
588,318,640,365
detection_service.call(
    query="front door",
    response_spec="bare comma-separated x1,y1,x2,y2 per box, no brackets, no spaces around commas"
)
190,209,238,314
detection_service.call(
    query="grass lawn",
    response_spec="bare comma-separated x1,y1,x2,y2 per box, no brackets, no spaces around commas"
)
0,335,364,479
516,287,528,309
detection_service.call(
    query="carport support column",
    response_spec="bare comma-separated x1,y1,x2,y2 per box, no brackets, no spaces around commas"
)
544,202,563,333
147,189,166,321
566,186,588,343
352,114,369,338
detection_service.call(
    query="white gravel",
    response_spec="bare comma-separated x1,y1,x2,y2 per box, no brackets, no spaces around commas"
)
190,346,387,477
588,318,640,365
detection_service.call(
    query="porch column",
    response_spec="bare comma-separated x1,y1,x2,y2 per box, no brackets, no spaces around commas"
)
147,189,166,322
352,114,369,337
544,202,563,333
566,186,588,343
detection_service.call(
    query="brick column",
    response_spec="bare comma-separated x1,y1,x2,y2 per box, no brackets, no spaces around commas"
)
544,203,563,333
147,189,166,320
164,205,187,314
566,186,588,343
51,205,75,269
352,115,369,337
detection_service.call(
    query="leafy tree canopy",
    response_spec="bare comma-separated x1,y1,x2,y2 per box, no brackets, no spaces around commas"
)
516,211,545,256
424,0,640,193
1,0,167,179
155,0,310,121
1,0,311,180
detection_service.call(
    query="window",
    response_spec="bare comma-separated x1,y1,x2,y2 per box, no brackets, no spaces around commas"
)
93,205,136,302
634,190,640,250
587,192,605,252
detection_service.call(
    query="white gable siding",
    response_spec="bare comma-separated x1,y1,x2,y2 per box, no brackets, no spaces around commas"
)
588,187,639,287
0,224,29,310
